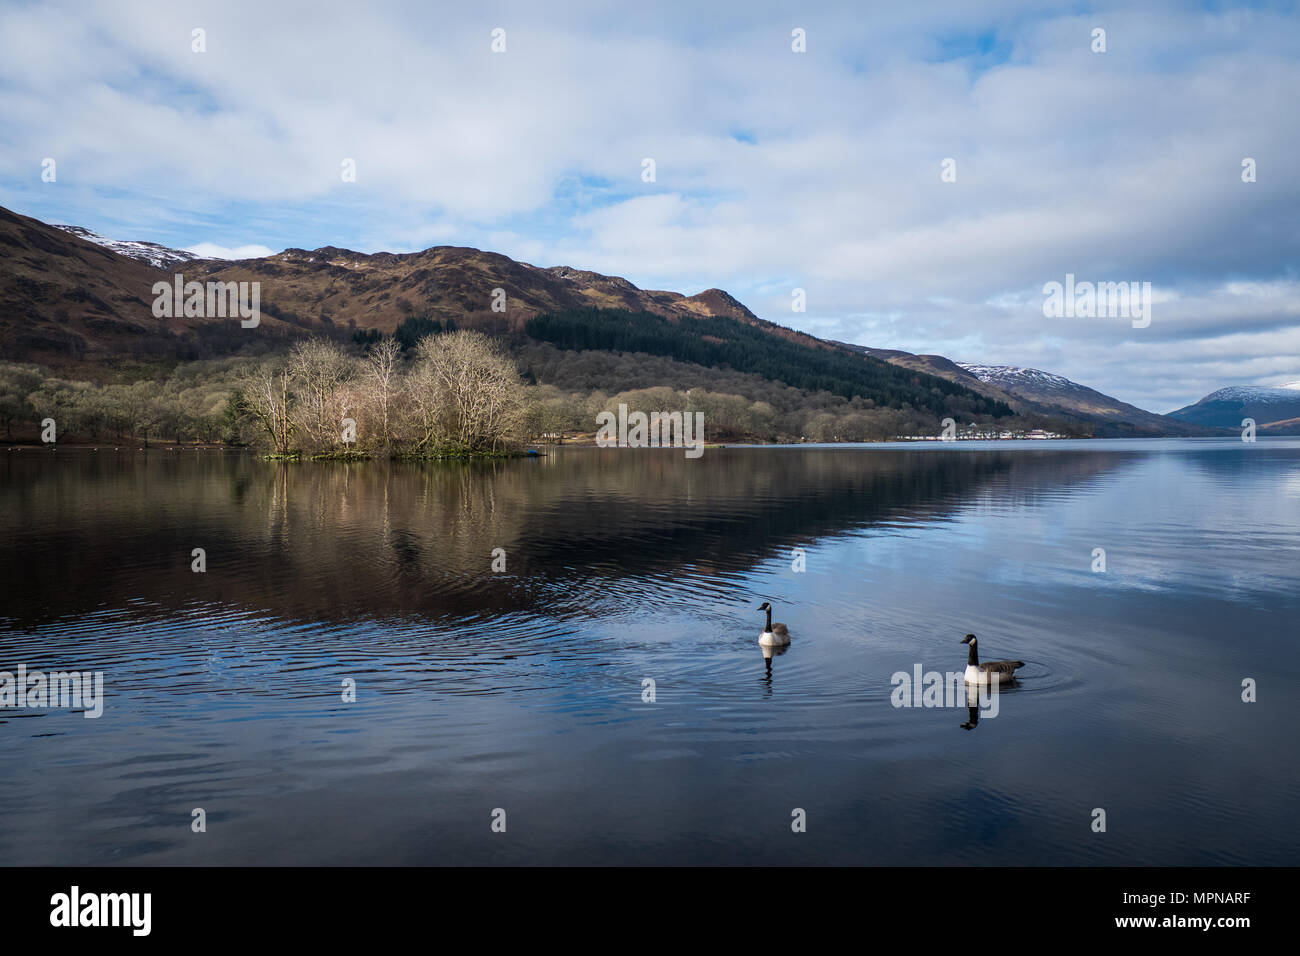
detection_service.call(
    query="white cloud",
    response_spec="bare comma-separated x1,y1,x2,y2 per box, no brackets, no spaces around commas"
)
0,0,1296,410
185,242,275,261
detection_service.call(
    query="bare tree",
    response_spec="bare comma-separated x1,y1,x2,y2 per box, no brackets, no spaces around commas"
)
288,339,351,452
239,364,295,455
363,336,402,450
406,331,525,454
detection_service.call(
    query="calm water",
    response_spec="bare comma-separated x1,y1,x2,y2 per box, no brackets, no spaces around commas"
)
1,439,1297,865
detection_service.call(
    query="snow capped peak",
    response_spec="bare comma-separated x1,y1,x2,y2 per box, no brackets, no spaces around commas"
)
1201,382,1300,403
53,224,200,269
1173,379,1300,427
957,363,1074,391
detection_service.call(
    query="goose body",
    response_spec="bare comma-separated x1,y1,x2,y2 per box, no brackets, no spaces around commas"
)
757,602,790,646
960,634,1023,684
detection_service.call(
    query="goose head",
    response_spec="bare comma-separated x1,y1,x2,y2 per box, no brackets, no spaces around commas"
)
960,633,977,645
757,602,771,612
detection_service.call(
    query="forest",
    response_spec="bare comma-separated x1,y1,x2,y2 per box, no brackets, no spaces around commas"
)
0,311,1064,452
524,307,1014,417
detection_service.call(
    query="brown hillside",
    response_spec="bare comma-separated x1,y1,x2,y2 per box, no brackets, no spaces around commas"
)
0,205,798,365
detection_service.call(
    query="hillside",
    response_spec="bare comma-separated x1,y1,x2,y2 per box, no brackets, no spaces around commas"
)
834,341,1213,437
525,308,1010,417
50,225,200,269
0,206,1011,427
2,206,785,367
1260,416,1300,435
1168,383,1300,430
3,205,1221,438
955,364,1214,437
0,206,213,362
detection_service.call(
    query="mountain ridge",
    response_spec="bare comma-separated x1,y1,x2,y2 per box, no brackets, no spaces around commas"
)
0,206,1213,436
1168,381,1300,431
834,344,1212,437
51,224,201,269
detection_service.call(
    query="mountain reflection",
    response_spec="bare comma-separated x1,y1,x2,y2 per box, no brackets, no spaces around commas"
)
0,446,1128,627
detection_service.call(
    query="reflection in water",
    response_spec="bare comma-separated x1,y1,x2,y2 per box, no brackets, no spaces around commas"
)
1,440,1298,865
962,681,983,731
760,640,791,683
960,680,1018,731
0,444,1128,627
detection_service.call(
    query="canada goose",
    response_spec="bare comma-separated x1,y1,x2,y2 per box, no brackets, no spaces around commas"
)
757,602,790,646
960,634,1023,684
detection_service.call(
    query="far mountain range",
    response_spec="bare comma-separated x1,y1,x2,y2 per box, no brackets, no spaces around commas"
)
2,206,1295,436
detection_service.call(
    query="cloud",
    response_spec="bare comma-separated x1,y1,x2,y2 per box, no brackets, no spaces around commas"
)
0,0,1296,410
184,242,276,260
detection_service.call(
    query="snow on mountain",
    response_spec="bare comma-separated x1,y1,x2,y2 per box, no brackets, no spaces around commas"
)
52,224,201,269
1199,382,1300,403
950,361,1211,433
957,364,1075,392
1168,379,1300,429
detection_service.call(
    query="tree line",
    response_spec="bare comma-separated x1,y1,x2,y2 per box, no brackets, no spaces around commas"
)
235,332,526,457
524,307,1015,418
2,318,1072,451
1,332,531,457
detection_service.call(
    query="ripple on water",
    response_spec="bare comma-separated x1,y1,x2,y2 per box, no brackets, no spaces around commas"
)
2,443,1298,865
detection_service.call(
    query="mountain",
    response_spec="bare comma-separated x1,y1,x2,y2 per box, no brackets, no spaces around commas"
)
51,224,200,269
0,206,777,365
833,345,1013,403
958,364,1079,396
1259,416,1300,435
953,364,1208,435
200,244,778,334
0,206,1010,422
0,206,212,362
0,205,1209,436
1167,383,1300,431
835,343,1210,437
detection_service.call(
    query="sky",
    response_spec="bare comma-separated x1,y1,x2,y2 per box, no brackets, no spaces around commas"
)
0,0,1297,413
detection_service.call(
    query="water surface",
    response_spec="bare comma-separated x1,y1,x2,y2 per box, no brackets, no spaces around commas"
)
1,439,1296,865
